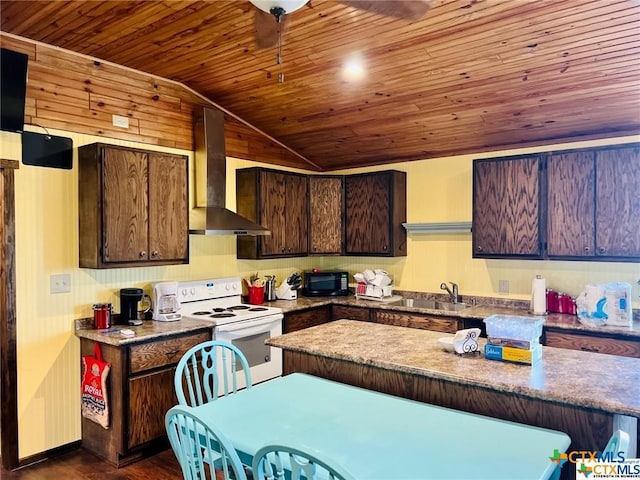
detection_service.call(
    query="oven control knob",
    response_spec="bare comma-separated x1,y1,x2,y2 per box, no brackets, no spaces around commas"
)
232,283,238,291
181,288,187,297
225,284,230,291
190,288,196,296
265,355,270,362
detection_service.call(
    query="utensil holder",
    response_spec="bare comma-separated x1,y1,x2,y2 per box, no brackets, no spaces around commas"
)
248,286,265,305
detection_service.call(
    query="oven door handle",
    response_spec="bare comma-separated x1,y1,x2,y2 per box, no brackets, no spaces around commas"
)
215,314,283,337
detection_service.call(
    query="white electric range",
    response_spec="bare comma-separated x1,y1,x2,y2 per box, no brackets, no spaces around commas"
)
177,277,283,386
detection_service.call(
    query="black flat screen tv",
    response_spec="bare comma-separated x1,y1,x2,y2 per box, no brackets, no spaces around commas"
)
1,47,29,133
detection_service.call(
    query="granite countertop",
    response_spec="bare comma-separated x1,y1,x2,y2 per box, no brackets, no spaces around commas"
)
267,294,640,339
74,318,215,346
267,319,640,417
74,292,640,346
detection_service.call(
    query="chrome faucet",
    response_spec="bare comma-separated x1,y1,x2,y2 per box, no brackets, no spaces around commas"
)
440,282,460,303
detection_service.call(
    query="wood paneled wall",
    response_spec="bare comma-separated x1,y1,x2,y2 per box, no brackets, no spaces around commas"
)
0,34,311,169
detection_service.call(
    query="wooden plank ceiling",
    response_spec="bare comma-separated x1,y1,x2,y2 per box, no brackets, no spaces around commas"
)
2,0,639,171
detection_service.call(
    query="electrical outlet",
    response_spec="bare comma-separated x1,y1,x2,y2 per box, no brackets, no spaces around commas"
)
50,274,71,294
498,279,509,295
112,114,129,128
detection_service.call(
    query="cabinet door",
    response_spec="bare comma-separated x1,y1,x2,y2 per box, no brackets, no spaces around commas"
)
284,306,331,333
309,176,343,255
547,152,595,257
373,310,460,333
473,156,542,258
148,153,188,262
544,331,640,358
595,146,640,258
345,173,391,254
332,305,371,322
128,368,176,449
259,171,287,255
102,147,149,263
284,173,308,255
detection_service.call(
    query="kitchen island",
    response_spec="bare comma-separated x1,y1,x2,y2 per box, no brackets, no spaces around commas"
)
267,319,639,461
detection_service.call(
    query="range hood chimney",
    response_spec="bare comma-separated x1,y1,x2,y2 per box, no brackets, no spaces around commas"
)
189,107,270,236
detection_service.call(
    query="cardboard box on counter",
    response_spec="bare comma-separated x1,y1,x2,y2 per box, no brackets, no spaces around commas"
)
484,343,542,365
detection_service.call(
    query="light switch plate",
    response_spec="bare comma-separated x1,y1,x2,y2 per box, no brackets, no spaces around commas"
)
50,274,71,294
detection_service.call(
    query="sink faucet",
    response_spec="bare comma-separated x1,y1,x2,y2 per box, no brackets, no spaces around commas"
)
440,282,459,303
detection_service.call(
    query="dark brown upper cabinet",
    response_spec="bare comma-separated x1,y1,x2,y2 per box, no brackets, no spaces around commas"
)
547,151,595,257
595,146,640,258
345,170,407,257
236,168,309,259
78,143,189,268
548,146,640,259
309,175,344,255
472,155,544,258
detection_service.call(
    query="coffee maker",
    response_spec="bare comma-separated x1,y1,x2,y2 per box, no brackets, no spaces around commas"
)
119,288,150,326
152,281,181,321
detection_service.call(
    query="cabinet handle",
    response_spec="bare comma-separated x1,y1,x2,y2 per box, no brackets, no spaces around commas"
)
139,251,147,258
598,247,606,254
264,355,270,362
281,247,285,253
151,250,159,258
476,246,483,252
580,346,599,353
382,245,388,251
584,246,590,253
165,349,179,358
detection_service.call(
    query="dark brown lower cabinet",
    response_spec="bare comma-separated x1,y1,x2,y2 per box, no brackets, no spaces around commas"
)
283,306,332,333
332,305,372,322
79,329,211,466
372,310,461,333
544,330,640,358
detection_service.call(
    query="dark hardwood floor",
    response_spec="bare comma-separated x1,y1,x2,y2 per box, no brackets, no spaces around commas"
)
1,448,182,479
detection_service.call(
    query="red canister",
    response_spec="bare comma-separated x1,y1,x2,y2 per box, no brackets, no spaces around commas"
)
93,303,112,329
546,289,558,313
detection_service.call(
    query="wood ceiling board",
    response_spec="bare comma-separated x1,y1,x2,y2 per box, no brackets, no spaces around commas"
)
2,0,639,169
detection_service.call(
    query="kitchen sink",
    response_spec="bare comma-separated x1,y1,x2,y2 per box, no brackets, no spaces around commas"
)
396,299,470,312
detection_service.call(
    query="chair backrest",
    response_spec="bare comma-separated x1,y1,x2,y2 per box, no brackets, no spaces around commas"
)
603,429,630,459
174,340,252,406
252,444,356,480
166,405,248,480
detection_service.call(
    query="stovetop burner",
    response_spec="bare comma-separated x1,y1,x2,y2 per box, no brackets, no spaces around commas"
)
249,307,268,311
228,305,250,310
192,311,212,316
213,307,227,313
209,313,236,318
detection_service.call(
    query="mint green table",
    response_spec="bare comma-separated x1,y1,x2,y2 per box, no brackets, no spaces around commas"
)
191,373,570,479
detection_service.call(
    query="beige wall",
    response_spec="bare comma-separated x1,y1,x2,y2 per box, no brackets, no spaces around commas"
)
1,128,639,458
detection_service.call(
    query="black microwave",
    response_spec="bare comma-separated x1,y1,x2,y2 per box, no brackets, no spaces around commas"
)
302,271,350,297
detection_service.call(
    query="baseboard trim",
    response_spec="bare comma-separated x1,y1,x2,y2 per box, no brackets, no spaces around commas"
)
14,441,82,471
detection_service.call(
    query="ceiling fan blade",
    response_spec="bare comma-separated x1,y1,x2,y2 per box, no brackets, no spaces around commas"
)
254,7,292,48
340,0,434,21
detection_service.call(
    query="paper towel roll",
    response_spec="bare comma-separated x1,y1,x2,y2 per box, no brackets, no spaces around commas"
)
531,275,546,315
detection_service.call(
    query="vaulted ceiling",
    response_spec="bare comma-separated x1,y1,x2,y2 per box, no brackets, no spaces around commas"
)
2,0,639,170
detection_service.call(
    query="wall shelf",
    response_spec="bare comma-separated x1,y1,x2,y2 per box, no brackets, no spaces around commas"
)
402,222,472,234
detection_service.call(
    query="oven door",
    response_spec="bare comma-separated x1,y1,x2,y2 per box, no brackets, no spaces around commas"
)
214,314,283,390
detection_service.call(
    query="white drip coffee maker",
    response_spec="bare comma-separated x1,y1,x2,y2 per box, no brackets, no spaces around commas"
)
152,281,181,321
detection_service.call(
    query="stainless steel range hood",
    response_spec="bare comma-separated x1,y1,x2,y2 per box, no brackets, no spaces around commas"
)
189,107,270,236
